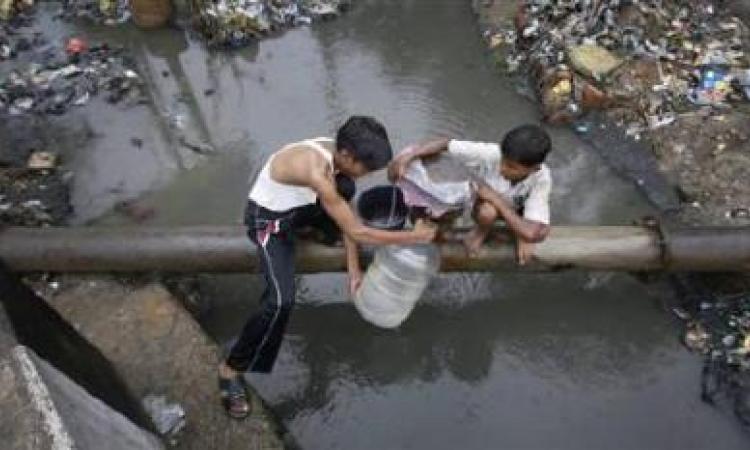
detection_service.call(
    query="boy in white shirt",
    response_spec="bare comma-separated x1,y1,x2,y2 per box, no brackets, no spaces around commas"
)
389,124,552,264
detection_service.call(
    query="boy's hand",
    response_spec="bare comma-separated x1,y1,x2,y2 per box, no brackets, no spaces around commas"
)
348,270,363,298
471,181,500,203
387,154,412,182
516,239,535,265
413,219,438,243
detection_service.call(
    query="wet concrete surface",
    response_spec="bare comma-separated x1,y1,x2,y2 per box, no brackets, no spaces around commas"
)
45,277,286,449
6,0,750,448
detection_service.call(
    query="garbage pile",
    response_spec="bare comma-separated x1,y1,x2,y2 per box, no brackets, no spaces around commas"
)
0,9,43,61
0,38,144,116
0,168,71,226
58,0,131,25
191,0,351,47
487,0,750,134
0,0,33,21
677,292,750,425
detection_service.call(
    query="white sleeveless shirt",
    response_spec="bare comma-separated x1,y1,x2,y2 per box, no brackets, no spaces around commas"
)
248,137,335,212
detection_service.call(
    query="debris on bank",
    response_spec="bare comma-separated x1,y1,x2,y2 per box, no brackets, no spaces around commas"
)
0,7,43,60
486,0,750,128
0,0,33,21
142,394,187,443
191,0,351,47
0,168,71,226
58,0,132,25
676,291,750,425
0,37,145,116
1,6,146,227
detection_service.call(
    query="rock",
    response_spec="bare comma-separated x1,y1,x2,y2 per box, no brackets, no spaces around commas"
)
567,44,623,81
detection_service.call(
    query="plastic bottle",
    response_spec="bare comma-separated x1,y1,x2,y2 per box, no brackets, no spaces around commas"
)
354,243,440,328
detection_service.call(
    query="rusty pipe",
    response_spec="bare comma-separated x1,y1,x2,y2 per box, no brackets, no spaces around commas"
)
0,226,747,273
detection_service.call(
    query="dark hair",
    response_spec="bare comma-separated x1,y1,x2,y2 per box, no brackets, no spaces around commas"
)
336,116,393,171
501,124,551,166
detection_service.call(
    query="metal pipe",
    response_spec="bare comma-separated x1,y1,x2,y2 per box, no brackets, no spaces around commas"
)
0,226,747,273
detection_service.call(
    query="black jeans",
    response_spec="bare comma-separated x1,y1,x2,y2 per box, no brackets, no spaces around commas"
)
226,174,354,373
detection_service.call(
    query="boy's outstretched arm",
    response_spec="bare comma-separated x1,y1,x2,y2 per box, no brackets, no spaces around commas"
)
344,234,362,298
311,173,436,246
388,138,451,181
474,182,549,244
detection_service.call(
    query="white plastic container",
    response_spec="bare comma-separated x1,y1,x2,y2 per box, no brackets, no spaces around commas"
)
354,244,440,328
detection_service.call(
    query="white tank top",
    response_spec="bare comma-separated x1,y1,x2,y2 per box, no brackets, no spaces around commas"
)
248,137,335,212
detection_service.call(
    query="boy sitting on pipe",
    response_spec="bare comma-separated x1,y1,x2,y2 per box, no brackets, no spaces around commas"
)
388,124,552,264
219,116,436,419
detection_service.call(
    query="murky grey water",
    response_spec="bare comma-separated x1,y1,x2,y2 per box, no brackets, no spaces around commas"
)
40,0,749,447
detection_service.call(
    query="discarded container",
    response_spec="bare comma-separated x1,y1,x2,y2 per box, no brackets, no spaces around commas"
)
130,0,173,28
357,185,407,231
354,243,439,329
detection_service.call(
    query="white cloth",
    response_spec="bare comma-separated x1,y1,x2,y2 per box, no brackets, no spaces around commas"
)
448,139,552,224
396,145,474,218
248,137,334,212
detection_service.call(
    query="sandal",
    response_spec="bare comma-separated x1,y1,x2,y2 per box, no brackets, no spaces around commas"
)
219,375,251,419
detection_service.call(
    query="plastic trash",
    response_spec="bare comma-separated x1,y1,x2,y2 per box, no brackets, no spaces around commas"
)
354,243,439,329
142,394,186,437
192,0,347,47
567,44,623,81
689,65,733,105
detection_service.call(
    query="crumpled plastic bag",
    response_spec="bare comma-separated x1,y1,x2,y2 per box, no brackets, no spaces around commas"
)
142,394,186,437
396,147,475,219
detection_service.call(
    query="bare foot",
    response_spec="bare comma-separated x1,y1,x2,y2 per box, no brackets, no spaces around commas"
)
463,227,489,257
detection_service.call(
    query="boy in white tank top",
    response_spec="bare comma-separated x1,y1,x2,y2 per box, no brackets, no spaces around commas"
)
219,116,436,419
